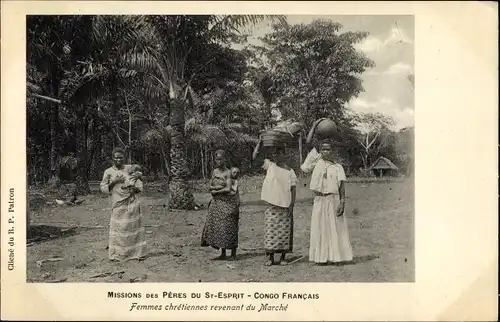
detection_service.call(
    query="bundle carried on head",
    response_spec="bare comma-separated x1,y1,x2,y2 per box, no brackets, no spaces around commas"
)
260,119,304,147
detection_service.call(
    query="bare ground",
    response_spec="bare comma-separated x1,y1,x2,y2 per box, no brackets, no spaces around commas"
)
27,176,414,283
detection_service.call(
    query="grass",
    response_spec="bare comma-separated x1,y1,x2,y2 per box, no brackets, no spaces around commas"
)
27,175,414,283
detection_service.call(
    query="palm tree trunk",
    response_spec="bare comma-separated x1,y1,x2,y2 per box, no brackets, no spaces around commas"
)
204,147,209,178
159,147,171,178
125,93,132,164
200,147,205,179
48,73,60,187
48,101,59,185
75,104,91,195
168,98,194,210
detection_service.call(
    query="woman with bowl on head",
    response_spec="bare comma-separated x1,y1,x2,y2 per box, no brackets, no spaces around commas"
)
201,149,240,261
252,142,297,266
100,147,146,261
300,119,353,265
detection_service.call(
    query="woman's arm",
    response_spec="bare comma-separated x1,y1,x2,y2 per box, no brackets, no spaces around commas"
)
211,171,232,195
131,178,144,193
100,170,121,194
209,170,225,191
210,184,226,191
339,181,345,204
300,147,321,173
289,186,296,211
336,181,346,217
336,165,347,216
100,170,111,194
305,118,326,147
251,136,267,169
208,170,216,190
252,136,263,160
289,169,297,213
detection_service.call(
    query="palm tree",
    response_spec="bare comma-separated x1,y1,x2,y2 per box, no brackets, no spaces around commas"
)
124,15,286,210
28,15,156,193
27,16,69,185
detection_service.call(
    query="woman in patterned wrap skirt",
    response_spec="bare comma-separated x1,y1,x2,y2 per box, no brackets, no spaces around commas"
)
201,150,240,260
100,147,146,262
252,140,297,266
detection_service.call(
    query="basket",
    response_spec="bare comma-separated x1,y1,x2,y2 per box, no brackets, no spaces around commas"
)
261,130,300,148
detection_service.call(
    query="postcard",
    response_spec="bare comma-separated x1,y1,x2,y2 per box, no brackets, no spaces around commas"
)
1,1,497,320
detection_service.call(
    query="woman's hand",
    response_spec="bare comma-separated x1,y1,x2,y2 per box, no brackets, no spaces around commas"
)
336,202,345,217
113,174,125,184
108,174,124,190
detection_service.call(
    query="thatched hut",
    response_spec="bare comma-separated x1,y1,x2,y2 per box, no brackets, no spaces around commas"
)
369,156,399,177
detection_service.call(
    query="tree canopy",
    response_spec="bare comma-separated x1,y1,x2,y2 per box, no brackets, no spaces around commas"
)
27,15,414,201
249,20,375,128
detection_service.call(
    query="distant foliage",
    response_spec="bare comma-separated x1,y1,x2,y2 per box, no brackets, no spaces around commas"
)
249,19,375,128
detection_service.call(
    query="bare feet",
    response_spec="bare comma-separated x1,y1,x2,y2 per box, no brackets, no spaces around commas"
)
280,261,288,266
265,254,275,266
212,249,228,260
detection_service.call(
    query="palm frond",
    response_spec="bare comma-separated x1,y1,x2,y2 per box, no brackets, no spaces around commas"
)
59,63,112,103
225,122,245,131
139,128,170,147
209,15,288,39
187,123,231,147
228,132,259,145
185,117,202,133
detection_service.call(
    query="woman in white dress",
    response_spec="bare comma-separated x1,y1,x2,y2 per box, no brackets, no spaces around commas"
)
300,123,353,265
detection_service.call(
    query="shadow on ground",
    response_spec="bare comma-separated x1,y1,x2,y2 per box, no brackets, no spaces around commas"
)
27,225,90,245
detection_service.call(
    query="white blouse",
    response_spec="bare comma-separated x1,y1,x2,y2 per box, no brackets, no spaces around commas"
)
300,148,346,194
261,159,298,208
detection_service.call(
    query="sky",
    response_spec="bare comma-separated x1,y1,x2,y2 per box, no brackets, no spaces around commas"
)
240,15,415,131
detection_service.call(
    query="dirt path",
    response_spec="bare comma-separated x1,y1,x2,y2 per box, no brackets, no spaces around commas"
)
27,180,414,283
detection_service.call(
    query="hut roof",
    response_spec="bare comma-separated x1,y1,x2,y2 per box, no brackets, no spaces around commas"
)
370,156,399,170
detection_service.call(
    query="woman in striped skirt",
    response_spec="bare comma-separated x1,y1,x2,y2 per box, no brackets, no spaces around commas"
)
252,140,297,266
100,147,146,261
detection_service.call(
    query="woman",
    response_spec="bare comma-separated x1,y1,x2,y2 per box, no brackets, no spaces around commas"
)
252,141,297,266
201,149,240,261
300,120,353,265
100,147,146,261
